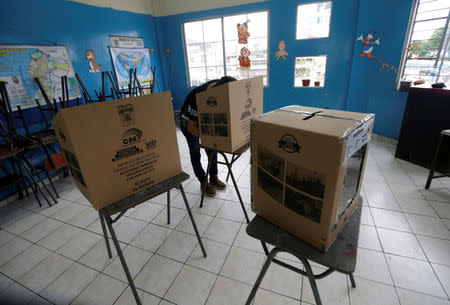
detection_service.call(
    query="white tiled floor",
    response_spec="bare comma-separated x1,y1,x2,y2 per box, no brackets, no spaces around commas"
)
0,131,449,304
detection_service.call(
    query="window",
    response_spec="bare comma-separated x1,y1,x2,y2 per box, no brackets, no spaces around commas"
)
294,56,327,87
397,0,450,88
296,1,332,40
183,11,269,87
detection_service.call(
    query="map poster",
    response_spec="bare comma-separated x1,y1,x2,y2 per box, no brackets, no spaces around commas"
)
109,47,153,90
0,45,80,110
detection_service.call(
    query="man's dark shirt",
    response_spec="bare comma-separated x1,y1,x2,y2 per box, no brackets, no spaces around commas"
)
180,76,236,122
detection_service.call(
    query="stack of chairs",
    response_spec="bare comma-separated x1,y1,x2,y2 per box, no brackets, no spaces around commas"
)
0,81,59,207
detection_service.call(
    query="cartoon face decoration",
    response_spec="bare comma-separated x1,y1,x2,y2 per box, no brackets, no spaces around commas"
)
85,49,101,72
85,49,96,61
237,21,250,44
238,47,251,69
356,32,380,59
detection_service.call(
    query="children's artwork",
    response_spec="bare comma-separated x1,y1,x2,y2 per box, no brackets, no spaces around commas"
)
237,21,250,44
85,49,101,72
166,47,171,54
275,40,288,61
238,47,251,69
150,48,155,53
356,32,380,59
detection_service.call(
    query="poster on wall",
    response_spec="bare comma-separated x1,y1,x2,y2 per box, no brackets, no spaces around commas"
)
109,35,144,48
0,45,80,110
109,47,153,89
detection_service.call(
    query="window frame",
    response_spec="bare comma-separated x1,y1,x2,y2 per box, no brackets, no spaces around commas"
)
181,9,270,88
396,0,450,89
295,0,333,40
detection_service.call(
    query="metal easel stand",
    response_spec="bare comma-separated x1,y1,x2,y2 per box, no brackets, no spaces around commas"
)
245,243,356,305
98,172,207,305
244,201,363,305
199,144,250,223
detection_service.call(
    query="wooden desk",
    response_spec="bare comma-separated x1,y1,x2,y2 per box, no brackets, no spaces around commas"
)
395,87,450,172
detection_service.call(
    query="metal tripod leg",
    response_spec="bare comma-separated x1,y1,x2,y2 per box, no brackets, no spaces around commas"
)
105,215,142,305
349,273,356,288
167,190,171,225
221,153,250,223
178,184,207,257
299,257,323,305
245,247,280,305
99,210,112,259
199,152,214,208
225,154,237,182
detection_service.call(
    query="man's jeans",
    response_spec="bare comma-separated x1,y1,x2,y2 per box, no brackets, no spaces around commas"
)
180,122,218,182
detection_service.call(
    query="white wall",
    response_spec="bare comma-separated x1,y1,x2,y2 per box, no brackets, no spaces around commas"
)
68,0,153,15
69,0,267,16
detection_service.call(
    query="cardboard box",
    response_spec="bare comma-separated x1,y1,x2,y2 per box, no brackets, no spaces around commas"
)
52,92,182,210
196,76,263,153
251,105,374,251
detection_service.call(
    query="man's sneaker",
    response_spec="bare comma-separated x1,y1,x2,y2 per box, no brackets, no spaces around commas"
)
210,176,226,190
201,181,216,196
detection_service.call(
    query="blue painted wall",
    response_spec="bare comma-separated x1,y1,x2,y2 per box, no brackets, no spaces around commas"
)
347,0,413,139
155,0,414,139
155,0,360,112
0,0,164,199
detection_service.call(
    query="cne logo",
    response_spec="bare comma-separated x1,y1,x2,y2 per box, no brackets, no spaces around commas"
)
122,128,143,145
278,134,301,153
206,96,218,107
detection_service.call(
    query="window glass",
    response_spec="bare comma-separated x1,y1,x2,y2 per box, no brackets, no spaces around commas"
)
183,11,269,87
296,2,332,39
294,56,327,87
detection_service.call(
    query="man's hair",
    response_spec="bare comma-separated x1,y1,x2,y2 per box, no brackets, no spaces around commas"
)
212,76,237,87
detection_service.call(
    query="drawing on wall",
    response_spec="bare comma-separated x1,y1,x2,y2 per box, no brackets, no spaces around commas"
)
0,45,80,110
237,21,250,44
275,40,289,61
85,49,101,73
166,48,171,54
356,32,399,74
109,47,152,89
238,47,251,69
356,32,380,59
150,48,155,53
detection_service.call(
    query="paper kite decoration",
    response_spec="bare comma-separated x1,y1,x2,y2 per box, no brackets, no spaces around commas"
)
357,32,380,59
275,40,288,61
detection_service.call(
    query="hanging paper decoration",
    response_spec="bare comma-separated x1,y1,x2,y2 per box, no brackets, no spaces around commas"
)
85,49,101,73
238,47,251,69
275,40,288,61
237,21,250,44
356,32,380,59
